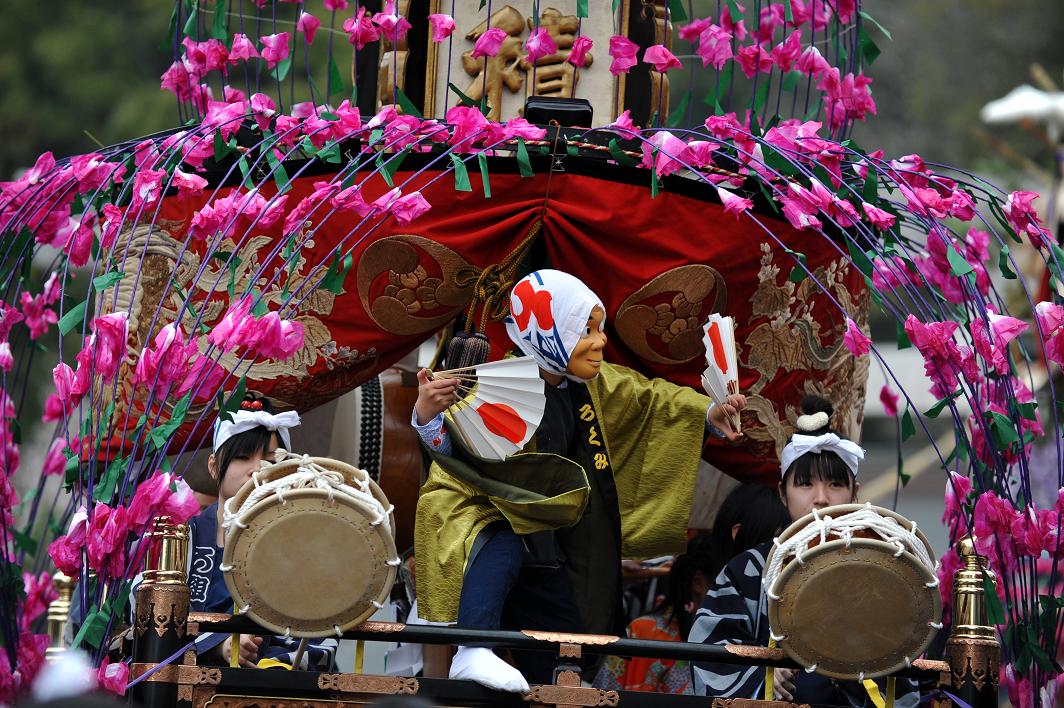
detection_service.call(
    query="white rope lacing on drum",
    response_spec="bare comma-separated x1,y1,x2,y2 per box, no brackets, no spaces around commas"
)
222,452,394,539
764,503,939,603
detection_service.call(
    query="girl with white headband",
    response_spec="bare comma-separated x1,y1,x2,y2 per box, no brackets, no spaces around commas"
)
688,395,918,706
182,395,336,671
411,269,747,693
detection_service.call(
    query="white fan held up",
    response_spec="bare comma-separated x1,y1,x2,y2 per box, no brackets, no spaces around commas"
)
701,314,741,434
429,357,546,461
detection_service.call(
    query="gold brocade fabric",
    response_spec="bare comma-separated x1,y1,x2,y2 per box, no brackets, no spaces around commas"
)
414,362,709,623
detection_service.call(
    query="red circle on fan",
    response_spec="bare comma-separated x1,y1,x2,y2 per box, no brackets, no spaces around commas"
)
476,402,526,444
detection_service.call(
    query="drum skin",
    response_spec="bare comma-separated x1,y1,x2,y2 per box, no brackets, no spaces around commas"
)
765,504,942,680
222,457,398,638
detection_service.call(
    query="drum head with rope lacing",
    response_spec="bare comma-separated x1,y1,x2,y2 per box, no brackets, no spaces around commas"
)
222,455,398,638
764,503,942,680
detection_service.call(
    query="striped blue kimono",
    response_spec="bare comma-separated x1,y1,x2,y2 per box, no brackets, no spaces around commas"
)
687,541,919,706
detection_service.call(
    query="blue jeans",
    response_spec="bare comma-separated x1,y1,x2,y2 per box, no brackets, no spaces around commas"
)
456,525,584,683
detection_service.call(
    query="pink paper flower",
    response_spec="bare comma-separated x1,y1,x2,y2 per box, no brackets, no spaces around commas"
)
229,33,261,63
97,657,129,696
41,438,69,477
324,0,349,9
735,43,773,78
208,296,255,352
641,131,690,177
0,343,10,374
133,322,199,396
842,317,870,357
608,35,639,75
297,12,321,44
343,7,380,49
525,27,558,64
58,217,93,268
373,1,412,41
770,31,802,73
428,13,456,42
1004,190,1050,249
716,186,752,219
567,35,593,68
99,203,124,248
391,191,432,224
172,169,207,199
182,37,229,74
696,24,732,69
446,105,490,150
679,18,711,43
904,314,964,399
861,201,895,230
328,185,370,217
70,153,114,194
818,68,876,130
970,311,1028,376
247,312,305,360
796,45,830,78
879,384,899,417
259,33,290,69
20,572,59,631
942,470,972,527
161,61,196,100
163,478,202,524
19,292,57,340
130,169,168,216
643,44,681,72
471,27,507,59
0,304,24,345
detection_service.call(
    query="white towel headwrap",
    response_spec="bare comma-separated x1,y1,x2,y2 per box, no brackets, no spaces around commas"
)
213,409,301,452
779,433,864,478
504,269,605,382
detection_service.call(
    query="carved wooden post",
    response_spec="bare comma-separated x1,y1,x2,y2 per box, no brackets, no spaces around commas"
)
45,571,75,661
943,536,999,707
131,516,190,707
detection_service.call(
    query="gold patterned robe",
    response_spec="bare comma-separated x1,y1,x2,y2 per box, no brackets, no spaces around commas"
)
414,361,710,627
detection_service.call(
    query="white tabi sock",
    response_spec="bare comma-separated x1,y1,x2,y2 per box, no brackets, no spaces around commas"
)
448,646,530,693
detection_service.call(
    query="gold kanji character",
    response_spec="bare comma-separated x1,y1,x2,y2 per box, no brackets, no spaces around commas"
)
460,6,527,121
518,9,593,99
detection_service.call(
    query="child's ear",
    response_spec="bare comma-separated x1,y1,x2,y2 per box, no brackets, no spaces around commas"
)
851,480,861,502
207,453,218,482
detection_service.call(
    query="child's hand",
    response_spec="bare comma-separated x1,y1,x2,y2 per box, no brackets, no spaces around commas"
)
773,667,796,701
709,393,747,441
414,368,459,425
221,634,264,667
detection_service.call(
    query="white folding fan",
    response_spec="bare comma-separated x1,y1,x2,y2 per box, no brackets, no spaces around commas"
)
430,357,546,461
701,314,741,434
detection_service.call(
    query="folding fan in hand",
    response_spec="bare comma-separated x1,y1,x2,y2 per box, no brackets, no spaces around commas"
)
701,314,742,434
429,357,546,461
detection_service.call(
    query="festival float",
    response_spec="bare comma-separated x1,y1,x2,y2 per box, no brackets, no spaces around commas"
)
0,0,1059,705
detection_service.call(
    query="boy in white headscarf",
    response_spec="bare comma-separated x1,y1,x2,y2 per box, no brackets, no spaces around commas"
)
411,269,745,692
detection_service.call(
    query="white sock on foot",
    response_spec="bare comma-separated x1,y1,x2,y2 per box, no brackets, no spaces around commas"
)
448,646,530,693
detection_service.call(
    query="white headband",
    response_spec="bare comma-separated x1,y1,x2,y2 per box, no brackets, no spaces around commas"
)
213,409,301,452
780,433,864,479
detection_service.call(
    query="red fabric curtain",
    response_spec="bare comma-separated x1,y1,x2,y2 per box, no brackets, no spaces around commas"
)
106,163,866,484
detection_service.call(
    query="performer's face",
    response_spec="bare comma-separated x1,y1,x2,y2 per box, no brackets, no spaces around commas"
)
566,306,607,380
779,474,858,522
211,432,283,502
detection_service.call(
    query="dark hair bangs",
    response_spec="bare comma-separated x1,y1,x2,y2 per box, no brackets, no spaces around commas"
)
215,426,277,483
784,450,855,489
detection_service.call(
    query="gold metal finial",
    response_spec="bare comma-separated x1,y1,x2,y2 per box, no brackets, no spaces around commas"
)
45,570,76,661
142,516,190,585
